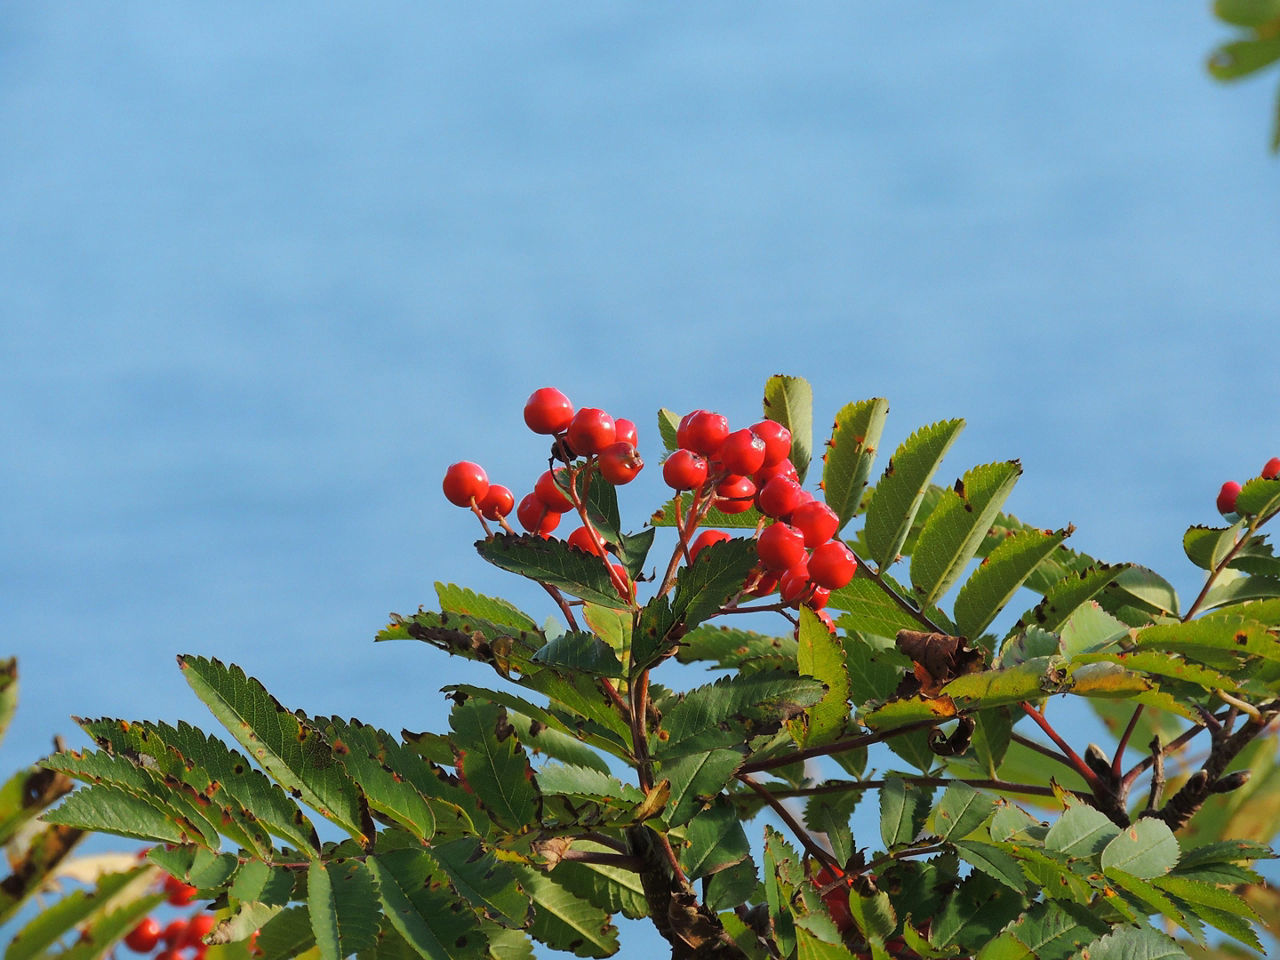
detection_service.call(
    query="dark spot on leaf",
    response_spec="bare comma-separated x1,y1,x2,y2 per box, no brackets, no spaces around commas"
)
1236,633,1249,645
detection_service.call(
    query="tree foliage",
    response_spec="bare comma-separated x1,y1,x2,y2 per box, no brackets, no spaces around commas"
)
15,375,1280,958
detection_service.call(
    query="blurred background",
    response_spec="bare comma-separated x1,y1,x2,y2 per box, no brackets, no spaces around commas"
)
2,0,1278,948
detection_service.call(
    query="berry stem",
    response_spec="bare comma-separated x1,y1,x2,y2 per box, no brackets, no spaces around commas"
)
1019,701,1106,796
469,502,494,538
539,582,581,633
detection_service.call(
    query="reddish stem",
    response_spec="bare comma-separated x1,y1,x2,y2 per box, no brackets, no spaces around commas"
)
1020,701,1106,795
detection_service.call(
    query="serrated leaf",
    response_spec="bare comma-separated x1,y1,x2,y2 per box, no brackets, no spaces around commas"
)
42,784,185,844
763,827,800,957
971,707,1013,778
435,583,539,632
308,859,380,960
954,527,1071,640
844,635,911,706
804,792,860,867
859,693,958,731
657,408,680,452
658,673,826,759
209,902,287,946
4,865,161,960
507,713,611,774
649,494,765,529
952,840,1028,892
670,537,760,630
445,684,630,762
942,656,1067,710
930,871,1024,952
257,905,318,960
532,631,623,677
1100,819,1179,879
1043,804,1120,859
319,717,436,842
368,849,489,960
935,782,994,840
1216,0,1280,26
792,606,850,748
978,901,1107,960
821,398,889,528
879,777,919,848
535,763,644,806
1012,564,1127,635
680,796,752,878
1235,475,1280,516
1109,566,1180,619
662,748,741,826
1059,602,1129,658
1152,874,1264,952
865,419,965,572
1070,650,1242,694
429,837,528,928
230,859,297,905
1015,846,1096,901
676,625,797,670
1133,616,1280,666
830,577,930,640
763,374,814,483
910,461,1022,609
178,656,368,842
512,865,619,957
475,534,629,609
1184,523,1245,571
1076,924,1189,959
450,700,538,833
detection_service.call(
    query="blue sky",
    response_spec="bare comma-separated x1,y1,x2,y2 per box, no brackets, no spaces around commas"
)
2,1,1278,948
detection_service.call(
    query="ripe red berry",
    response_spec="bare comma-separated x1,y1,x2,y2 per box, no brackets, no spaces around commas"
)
610,562,631,600
442,462,490,508
757,523,806,572
757,476,805,519
677,410,729,456
808,540,856,589
1217,481,1242,515
517,493,560,536
182,914,217,947
566,408,616,457
161,918,189,945
716,429,767,477
808,586,830,610
1263,458,1280,480
814,608,837,633
567,526,605,555
754,458,799,487
751,420,792,467
663,449,708,490
779,563,811,606
791,501,839,548
690,530,732,563
815,866,854,932
744,567,780,598
524,387,574,435
714,475,755,514
477,484,514,520
534,469,575,513
598,442,644,485
163,873,197,907
124,917,162,953
614,418,639,448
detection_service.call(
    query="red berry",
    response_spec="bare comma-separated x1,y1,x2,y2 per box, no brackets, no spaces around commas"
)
791,501,839,548
534,469,575,513
757,523,806,572
567,526,604,555
566,408,616,457
744,567,780,598
182,914,216,947
808,541,856,589
163,873,197,907
716,429,767,477
807,587,830,610
1217,481,1242,515
124,917,162,953
815,866,854,932
598,442,644,485
677,410,729,456
610,563,631,600
162,918,189,945
442,461,489,508
756,476,804,519
779,563,811,606
517,493,560,536
663,449,708,490
477,484,514,520
524,387,574,435
754,458,799,487
690,530,732,563
815,608,837,633
751,420,792,467
714,475,756,514
154,951,183,960
614,418,639,448
1263,458,1280,480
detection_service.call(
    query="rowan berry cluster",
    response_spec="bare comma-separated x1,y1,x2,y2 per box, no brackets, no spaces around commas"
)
119,872,236,960
1216,456,1280,515
669,409,856,627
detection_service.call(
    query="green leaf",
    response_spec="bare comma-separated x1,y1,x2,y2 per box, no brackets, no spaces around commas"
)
970,707,1013,778
1058,602,1129,658
511,865,619,958
792,606,851,748
1184,524,1244,571
804,791,860,867
1109,566,1180,619
935,782,994,840
367,849,489,960
1104,870,1199,943
657,408,680,452
830,576,930,640
1100,818,1179,879
1235,475,1280,516
844,635,911,706
1216,0,1280,26
952,840,1029,893
1133,615,1280,666
930,871,1024,952
670,537,760,631
657,673,826,759
616,527,656,582
552,845,649,920
649,494,764,529
435,583,540,633
910,461,1022,609
1011,564,1127,635
230,860,297,905
1075,925,1189,959
532,631,623,677
943,656,1068,711
308,859,380,960
954,527,1072,640
319,717,437,842
508,712,611,773
178,656,368,842
475,533,629,609
429,837,528,928
257,905,318,960
209,902,287,946
42,784,185,843
680,796,752,878
763,374,814,483
1209,37,1280,80
1152,874,1264,952
763,827,800,957
879,777,920,848
445,683,629,763
864,420,965,572
662,748,742,826
821,397,889,528
4,865,161,960
676,625,797,670
1069,650,1241,694
0,659,15,752
1044,804,1121,859
450,700,538,833
535,763,644,807
977,901,1108,960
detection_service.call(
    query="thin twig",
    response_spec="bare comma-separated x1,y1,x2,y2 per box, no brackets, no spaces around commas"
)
539,582,581,632
1010,732,1073,768
737,717,945,775
1112,705,1144,780
1020,701,1106,795
846,547,944,633
759,776,1064,801
737,774,841,871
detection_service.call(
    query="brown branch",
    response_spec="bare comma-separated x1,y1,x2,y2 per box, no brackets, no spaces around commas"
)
736,774,841,872
738,717,945,775
759,776,1064,801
